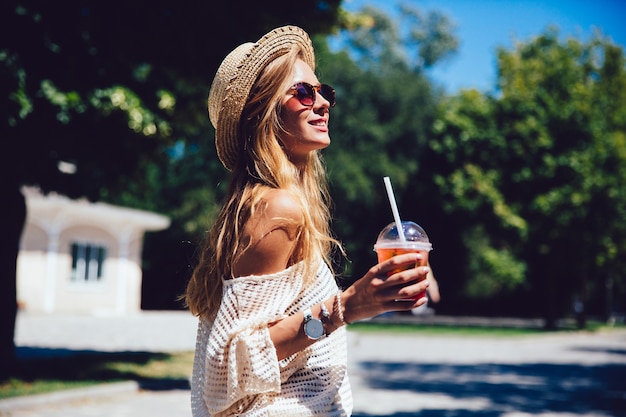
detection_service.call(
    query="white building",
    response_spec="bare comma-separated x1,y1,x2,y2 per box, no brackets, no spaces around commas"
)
17,187,170,315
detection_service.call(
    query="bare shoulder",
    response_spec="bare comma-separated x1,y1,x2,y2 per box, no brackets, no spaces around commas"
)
232,188,304,277
261,188,304,224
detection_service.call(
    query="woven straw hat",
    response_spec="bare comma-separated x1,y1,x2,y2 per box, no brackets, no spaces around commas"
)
208,25,316,171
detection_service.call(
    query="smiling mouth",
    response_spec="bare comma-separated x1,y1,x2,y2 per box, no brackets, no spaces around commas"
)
310,120,327,127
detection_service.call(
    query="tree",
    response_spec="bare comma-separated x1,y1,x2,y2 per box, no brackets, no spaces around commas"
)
429,28,626,326
497,28,626,326
0,0,341,379
427,89,529,315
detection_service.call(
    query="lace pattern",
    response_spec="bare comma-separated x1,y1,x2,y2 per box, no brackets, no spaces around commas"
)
190,259,352,416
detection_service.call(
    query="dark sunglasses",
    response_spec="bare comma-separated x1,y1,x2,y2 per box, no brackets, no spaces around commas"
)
288,82,336,107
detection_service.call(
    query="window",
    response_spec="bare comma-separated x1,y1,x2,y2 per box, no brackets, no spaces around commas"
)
70,242,107,283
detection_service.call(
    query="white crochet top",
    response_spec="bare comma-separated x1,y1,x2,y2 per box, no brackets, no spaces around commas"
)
190,259,353,417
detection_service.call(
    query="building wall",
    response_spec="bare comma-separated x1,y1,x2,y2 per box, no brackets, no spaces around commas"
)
17,187,169,316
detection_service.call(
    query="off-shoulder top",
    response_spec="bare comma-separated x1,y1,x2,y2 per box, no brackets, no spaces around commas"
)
190,259,352,416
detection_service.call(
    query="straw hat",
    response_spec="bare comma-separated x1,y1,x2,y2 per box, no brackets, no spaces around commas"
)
208,25,316,171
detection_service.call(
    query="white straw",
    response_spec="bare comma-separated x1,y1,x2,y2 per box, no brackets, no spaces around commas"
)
383,176,406,242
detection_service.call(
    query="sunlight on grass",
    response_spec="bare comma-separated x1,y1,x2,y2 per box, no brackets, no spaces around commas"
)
348,322,544,336
102,351,194,380
0,351,194,400
347,319,624,336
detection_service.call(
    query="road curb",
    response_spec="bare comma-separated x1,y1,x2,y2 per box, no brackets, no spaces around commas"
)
0,380,139,411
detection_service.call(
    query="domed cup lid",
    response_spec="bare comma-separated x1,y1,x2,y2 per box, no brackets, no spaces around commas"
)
374,221,432,251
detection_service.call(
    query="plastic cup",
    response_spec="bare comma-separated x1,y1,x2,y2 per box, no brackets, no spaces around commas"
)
374,221,433,300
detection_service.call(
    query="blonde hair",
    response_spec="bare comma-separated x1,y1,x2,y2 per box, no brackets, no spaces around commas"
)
184,47,342,320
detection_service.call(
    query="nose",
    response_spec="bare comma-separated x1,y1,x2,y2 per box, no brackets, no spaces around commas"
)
314,90,331,109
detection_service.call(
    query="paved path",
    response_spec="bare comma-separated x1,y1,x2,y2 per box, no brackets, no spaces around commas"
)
2,311,625,416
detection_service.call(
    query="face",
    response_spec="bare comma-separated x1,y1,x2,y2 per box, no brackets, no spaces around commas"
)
279,59,332,166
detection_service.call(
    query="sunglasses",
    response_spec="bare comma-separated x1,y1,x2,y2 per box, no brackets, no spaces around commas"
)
288,82,336,107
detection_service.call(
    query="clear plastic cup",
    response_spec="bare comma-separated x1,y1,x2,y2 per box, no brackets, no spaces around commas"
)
374,221,433,300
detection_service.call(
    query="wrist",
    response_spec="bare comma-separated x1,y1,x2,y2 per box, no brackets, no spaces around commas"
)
319,300,334,335
303,299,341,340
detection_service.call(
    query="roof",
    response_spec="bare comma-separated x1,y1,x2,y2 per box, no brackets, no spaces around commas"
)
22,186,170,233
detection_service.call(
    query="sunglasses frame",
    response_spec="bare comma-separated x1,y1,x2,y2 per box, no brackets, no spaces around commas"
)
288,82,336,108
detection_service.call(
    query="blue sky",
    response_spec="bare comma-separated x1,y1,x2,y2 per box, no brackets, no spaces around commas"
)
339,0,626,93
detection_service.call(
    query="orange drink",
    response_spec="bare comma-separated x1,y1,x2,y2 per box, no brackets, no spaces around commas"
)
374,221,432,301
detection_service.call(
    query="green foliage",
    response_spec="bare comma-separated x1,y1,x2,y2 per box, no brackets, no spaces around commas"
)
1,0,343,319
1,0,342,199
430,27,626,322
313,6,451,277
462,226,526,298
498,29,626,322
4,0,624,325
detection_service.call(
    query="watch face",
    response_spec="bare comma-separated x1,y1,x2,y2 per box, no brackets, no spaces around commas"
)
305,318,325,339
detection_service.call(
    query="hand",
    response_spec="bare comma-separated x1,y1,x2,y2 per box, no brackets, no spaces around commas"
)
341,253,430,324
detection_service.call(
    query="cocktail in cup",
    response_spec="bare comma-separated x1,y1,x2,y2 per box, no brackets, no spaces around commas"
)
374,221,432,300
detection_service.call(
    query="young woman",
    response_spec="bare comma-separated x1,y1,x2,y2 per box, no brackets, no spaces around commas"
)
185,25,431,417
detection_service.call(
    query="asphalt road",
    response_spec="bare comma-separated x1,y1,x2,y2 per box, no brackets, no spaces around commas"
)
2,311,625,417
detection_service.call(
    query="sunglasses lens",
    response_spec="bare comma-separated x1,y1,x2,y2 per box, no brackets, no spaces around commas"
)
320,84,336,107
291,83,336,107
295,83,315,106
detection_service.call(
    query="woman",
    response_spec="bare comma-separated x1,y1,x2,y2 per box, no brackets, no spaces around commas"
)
185,25,431,417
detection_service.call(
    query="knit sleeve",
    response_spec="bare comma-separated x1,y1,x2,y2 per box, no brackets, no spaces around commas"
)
193,262,306,415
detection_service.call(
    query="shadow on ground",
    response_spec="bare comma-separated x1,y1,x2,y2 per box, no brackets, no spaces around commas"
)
7,347,190,395
353,356,626,417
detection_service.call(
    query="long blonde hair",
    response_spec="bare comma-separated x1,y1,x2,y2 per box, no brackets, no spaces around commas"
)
184,46,342,320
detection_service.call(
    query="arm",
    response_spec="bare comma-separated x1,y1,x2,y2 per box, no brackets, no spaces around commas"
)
233,188,431,360
267,252,431,360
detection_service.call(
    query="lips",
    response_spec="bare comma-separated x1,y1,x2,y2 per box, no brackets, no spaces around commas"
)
309,119,327,127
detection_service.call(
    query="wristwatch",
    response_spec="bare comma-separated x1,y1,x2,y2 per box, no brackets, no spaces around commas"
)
303,308,325,340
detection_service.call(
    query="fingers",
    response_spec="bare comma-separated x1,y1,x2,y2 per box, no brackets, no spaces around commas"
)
389,265,430,285
371,253,422,275
394,275,430,300
370,255,430,287
387,294,429,311
372,253,426,277
368,253,430,304
373,272,430,302
346,253,432,322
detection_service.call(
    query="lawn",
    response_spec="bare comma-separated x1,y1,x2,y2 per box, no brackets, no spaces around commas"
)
348,318,616,336
1,351,194,399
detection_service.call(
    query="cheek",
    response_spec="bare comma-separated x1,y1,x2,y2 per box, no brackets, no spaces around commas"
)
280,102,306,133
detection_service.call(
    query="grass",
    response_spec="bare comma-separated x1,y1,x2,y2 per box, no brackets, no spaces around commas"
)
349,318,623,336
348,321,544,336
0,351,194,400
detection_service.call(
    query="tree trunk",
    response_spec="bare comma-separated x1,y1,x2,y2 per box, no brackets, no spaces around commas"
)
0,187,26,380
